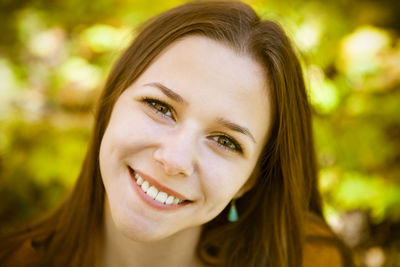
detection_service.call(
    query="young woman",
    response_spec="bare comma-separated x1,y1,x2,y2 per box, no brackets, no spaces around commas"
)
0,1,353,266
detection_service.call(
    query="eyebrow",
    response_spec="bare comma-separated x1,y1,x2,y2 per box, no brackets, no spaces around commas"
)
144,82,187,105
144,82,256,144
217,118,257,144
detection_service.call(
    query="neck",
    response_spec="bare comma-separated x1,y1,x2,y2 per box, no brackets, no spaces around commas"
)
100,202,202,267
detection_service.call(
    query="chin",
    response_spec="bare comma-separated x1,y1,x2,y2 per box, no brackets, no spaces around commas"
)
111,211,176,242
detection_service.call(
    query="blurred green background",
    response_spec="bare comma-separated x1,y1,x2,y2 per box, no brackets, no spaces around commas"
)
0,0,399,266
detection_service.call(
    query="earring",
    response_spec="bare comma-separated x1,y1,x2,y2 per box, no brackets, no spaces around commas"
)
228,199,238,222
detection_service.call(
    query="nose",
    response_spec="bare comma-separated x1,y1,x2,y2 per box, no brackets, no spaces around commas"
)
153,127,196,177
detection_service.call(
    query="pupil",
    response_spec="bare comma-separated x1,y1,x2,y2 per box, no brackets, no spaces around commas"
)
157,104,165,112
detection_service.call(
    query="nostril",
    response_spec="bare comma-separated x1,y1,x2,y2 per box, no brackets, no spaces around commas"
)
152,146,194,177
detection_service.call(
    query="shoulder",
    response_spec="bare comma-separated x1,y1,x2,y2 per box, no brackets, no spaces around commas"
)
0,239,42,267
302,213,345,267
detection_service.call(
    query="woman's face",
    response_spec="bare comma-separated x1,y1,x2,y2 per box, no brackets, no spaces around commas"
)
99,35,271,241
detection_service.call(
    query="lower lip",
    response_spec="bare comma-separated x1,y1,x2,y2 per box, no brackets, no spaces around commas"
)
128,168,190,211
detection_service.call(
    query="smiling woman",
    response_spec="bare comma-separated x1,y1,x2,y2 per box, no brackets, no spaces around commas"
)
99,35,270,249
0,1,353,267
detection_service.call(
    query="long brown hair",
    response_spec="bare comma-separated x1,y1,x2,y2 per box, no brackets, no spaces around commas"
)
1,1,332,266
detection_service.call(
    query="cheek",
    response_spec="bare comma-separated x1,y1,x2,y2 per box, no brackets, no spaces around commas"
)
198,161,253,222
200,156,252,203
98,114,144,186
100,107,161,159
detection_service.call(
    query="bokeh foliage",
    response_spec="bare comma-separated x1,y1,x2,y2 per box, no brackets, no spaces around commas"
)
1,0,399,266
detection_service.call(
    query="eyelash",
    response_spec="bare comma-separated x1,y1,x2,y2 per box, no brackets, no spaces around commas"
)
140,97,243,153
141,97,175,120
211,135,243,153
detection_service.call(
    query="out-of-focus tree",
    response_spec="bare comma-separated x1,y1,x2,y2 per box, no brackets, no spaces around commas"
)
1,0,399,266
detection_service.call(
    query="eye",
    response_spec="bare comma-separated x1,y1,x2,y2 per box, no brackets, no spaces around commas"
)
142,97,174,119
211,135,243,153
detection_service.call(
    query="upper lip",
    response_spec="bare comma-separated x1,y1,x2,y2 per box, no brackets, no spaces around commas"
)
129,167,191,201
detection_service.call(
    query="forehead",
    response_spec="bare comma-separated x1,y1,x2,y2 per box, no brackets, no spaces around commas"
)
134,35,271,144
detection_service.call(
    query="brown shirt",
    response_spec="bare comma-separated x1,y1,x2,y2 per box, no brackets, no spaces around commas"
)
4,221,346,267
1,240,41,267
303,216,344,267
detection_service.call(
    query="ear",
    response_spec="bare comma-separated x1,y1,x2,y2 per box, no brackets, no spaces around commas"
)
233,165,260,199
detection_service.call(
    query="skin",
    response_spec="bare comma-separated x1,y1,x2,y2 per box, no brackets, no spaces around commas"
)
99,35,271,267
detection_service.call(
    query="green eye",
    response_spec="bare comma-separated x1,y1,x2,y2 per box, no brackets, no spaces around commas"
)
143,98,174,118
212,135,242,153
152,102,171,115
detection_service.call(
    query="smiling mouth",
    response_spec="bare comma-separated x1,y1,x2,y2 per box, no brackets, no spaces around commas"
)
128,167,190,206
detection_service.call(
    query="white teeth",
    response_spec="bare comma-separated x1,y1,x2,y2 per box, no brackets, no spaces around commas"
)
136,176,144,186
165,195,174,205
174,198,184,204
132,170,186,205
141,181,149,193
146,186,158,199
155,192,168,203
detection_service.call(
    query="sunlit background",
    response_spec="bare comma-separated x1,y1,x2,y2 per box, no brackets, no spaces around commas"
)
0,0,399,266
